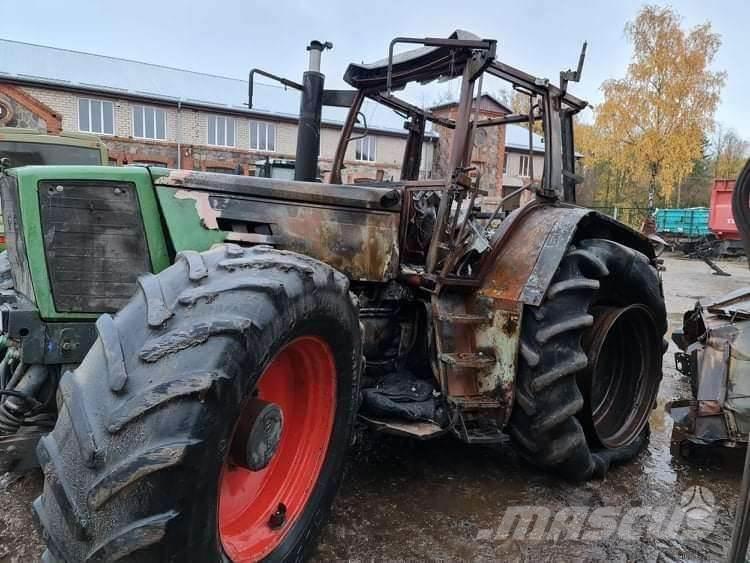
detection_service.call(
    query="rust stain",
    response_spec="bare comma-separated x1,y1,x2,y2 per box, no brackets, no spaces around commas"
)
479,205,563,302
166,169,191,185
501,314,518,336
171,183,399,281
697,400,722,416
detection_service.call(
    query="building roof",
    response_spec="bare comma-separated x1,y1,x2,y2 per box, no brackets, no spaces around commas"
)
0,38,424,137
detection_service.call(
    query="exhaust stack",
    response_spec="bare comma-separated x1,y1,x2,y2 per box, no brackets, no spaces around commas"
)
294,40,332,182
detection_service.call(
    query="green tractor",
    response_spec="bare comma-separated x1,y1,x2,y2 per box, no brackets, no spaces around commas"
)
0,127,108,249
0,33,666,561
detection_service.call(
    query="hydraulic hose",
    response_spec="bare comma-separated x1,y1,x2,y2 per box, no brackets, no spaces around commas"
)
731,158,750,266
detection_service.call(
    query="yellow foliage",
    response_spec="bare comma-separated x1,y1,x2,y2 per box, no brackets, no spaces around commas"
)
587,5,725,203
496,89,544,135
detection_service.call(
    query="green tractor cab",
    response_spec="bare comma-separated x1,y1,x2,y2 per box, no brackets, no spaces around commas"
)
0,128,108,250
0,33,666,562
0,127,107,168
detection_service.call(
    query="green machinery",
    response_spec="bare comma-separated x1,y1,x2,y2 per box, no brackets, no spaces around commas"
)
0,127,108,248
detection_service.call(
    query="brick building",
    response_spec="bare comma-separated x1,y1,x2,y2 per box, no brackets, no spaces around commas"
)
431,94,512,199
430,94,548,211
0,38,436,182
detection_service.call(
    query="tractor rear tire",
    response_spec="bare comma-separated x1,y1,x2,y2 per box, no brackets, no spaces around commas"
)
33,245,361,562
508,238,666,480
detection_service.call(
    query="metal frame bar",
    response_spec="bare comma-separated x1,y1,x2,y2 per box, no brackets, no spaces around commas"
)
327,34,588,270
329,89,366,184
385,36,497,94
371,93,456,129
486,60,587,111
248,69,303,109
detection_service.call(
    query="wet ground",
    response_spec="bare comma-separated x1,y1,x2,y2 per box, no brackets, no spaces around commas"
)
1,254,748,561
313,254,750,561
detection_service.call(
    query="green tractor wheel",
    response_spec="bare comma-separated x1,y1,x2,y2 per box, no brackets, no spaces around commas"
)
33,245,361,562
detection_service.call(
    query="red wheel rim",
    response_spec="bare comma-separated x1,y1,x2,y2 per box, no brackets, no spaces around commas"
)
219,336,336,561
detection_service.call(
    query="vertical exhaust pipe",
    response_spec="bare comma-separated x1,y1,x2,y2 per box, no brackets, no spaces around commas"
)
294,40,332,182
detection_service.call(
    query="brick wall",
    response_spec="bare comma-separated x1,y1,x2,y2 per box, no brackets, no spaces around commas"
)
0,91,47,129
431,98,508,199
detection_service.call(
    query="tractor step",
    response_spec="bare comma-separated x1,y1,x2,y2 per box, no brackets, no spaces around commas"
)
440,352,496,369
450,396,503,410
452,414,506,444
437,312,493,324
459,427,506,444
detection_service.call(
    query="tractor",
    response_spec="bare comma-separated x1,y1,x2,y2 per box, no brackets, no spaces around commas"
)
0,32,666,561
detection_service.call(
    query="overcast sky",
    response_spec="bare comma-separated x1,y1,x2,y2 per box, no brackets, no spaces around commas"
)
3,0,748,138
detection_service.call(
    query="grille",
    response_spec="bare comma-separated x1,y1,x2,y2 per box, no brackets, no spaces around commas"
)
39,180,151,313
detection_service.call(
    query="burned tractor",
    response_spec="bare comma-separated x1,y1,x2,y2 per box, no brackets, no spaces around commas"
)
0,32,666,561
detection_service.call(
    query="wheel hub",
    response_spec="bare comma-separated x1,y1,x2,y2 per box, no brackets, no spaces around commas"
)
219,336,337,562
231,400,284,471
579,304,661,449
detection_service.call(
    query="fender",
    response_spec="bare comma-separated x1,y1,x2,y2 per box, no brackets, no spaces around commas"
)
433,203,655,428
478,201,656,306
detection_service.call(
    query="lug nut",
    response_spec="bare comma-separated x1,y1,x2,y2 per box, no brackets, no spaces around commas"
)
268,502,287,529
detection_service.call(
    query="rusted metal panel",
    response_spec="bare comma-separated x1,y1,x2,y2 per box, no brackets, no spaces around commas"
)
726,320,750,435
480,204,586,305
670,301,750,446
475,302,520,400
156,169,402,211
433,292,520,426
478,203,654,307
163,187,400,282
704,287,750,319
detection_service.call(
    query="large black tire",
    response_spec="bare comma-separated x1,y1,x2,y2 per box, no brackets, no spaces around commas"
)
33,244,361,562
508,238,666,480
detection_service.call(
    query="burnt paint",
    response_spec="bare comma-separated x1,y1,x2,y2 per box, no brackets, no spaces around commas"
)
166,186,400,282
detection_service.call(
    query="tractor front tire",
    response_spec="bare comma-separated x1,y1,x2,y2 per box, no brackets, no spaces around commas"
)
508,238,666,480
33,245,361,562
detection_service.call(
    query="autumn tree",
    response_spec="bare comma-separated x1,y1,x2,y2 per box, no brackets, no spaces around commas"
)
591,5,725,207
712,124,749,179
675,136,713,207
496,89,544,135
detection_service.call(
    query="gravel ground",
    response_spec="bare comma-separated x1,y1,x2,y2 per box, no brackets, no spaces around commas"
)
1,253,748,561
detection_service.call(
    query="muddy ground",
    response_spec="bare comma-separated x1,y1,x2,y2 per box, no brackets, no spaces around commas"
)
1,254,748,561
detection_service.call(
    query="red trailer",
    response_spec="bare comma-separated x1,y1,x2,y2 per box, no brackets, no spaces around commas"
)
709,178,744,255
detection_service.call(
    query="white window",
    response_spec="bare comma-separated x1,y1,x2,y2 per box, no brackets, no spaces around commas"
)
519,154,530,177
132,105,167,140
355,136,376,162
250,121,276,152
208,115,236,147
78,98,114,135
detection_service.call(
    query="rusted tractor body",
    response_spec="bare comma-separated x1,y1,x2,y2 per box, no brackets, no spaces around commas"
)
0,31,667,561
